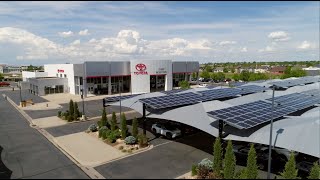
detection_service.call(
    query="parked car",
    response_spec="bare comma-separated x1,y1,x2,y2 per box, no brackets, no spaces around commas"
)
151,123,182,139
199,83,208,87
297,161,314,178
0,82,10,87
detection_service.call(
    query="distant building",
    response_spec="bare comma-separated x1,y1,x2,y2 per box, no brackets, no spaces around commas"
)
269,66,286,74
213,67,224,73
302,66,320,76
254,66,269,73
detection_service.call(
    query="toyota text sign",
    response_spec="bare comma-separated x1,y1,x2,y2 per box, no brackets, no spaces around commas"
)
134,63,148,75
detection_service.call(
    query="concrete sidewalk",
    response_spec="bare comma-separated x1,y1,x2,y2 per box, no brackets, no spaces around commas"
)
54,132,125,167
32,116,68,128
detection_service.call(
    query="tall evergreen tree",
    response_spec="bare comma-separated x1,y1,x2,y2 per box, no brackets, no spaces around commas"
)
111,112,117,131
101,108,108,127
74,102,79,121
246,144,258,179
132,117,138,139
213,137,222,176
223,140,236,179
308,162,320,179
120,113,127,139
281,152,298,179
69,100,74,121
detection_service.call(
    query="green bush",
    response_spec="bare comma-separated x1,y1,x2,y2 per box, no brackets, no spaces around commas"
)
74,102,80,121
281,152,298,179
132,117,138,139
107,131,117,143
121,149,127,153
124,136,136,145
98,126,108,138
197,165,211,179
213,137,222,175
118,146,124,150
308,162,320,179
97,121,102,128
88,124,98,132
223,140,236,179
69,99,74,121
57,111,62,117
101,130,108,140
191,164,198,176
246,144,258,179
128,149,132,153
198,158,213,171
111,112,117,131
138,134,148,147
120,113,127,139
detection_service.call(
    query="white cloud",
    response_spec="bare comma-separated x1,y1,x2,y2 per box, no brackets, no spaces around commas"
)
240,47,248,52
259,46,274,52
219,41,237,46
70,39,81,46
79,29,89,36
58,31,74,38
297,41,311,49
268,31,290,42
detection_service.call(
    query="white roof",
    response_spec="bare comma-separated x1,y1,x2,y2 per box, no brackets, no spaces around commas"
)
110,79,320,157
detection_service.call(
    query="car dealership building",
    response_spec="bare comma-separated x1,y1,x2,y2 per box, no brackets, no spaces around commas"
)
22,60,199,97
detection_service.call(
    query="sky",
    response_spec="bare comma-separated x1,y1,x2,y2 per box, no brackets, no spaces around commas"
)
0,1,319,66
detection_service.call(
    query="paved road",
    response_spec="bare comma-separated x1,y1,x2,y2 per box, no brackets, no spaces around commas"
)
95,133,212,179
3,90,48,105
0,96,89,179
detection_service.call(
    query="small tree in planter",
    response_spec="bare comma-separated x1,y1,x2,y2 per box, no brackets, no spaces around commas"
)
246,144,258,179
120,113,127,139
100,108,109,128
213,137,222,176
69,100,74,121
57,111,62,118
191,164,198,176
281,152,298,179
111,112,117,131
74,102,80,121
138,133,148,148
132,117,138,139
107,131,117,143
223,140,236,179
308,162,320,179
99,126,108,138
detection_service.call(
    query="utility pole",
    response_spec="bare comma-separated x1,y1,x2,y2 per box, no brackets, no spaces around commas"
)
119,80,122,116
267,85,275,179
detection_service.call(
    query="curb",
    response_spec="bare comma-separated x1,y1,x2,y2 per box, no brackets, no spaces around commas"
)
92,144,154,168
3,94,104,179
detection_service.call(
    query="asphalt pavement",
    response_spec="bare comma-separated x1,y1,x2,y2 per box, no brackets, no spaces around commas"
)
0,95,89,179
3,89,48,105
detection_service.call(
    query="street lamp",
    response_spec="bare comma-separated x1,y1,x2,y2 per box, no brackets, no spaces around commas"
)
80,88,86,120
19,81,22,103
119,80,122,116
267,84,275,179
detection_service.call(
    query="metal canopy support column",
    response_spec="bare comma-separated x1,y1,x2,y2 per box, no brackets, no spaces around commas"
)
143,103,146,135
218,120,224,138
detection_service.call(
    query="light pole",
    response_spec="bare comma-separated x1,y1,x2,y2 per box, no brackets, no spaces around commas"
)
119,80,122,117
19,81,22,102
80,89,86,120
267,84,275,179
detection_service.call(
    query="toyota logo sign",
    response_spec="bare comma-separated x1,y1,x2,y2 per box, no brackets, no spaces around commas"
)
134,63,148,75
135,63,147,71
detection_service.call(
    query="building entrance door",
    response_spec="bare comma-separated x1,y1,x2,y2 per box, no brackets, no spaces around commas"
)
150,75,165,92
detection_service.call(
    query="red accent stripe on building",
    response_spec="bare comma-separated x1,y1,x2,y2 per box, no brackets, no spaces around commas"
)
86,76,109,78
172,72,193,74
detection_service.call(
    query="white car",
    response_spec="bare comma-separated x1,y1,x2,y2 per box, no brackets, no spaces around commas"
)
199,83,208,87
151,123,182,139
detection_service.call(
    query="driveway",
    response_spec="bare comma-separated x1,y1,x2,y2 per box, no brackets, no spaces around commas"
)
0,96,88,179
94,134,212,179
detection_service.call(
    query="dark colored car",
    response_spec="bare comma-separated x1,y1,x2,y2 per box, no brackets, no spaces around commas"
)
0,82,10,87
297,161,314,178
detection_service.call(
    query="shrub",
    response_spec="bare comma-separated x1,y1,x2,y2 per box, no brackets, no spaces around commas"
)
111,112,117,131
88,124,98,132
197,165,211,179
308,162,320,179
74,102,80,121
191,164,198,176
121,149,127,153
223,140,236,179
101,108,109,128
98,126,108,138
120,113,127,139
97,121,102,128
107,131,117,143
124,136,136,145
213,137,222,175
138,134,148,147
128,149,132,153
198,158,213,171
281,152,298,179
69,99,74,121
135,147,139,150
101,130,108,140
246,144,258,179
132,117,138,139
207,172,222,179
130,147,135,151
57,111,62,117
118,146,124,150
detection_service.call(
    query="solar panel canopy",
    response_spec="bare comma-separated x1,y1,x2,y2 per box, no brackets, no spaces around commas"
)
161,89,186,95
104,94,141,104
207,100,296,129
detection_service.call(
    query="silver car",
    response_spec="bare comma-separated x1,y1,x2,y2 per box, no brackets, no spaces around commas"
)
151,123,182,139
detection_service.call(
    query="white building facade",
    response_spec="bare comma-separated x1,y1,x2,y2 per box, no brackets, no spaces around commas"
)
22,60,199,97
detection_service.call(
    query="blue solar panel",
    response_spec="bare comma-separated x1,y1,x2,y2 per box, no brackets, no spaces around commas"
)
300,89,320,96
199,88,242,100
237,85,269,94
104,94,142,103
270,76,319,88
229,82,247,87
207,100,297,129
161,89,186,95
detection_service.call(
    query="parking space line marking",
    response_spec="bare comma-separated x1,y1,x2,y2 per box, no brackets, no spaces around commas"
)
153,141,173,148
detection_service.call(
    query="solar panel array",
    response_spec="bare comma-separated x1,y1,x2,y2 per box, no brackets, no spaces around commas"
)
271,76,320,88
198,88,243,99
207,100,296,129
104,94,142,103
300,89,320,96
229,82,246,87
139,92,205,109
238,85,269,94
161,89,186,95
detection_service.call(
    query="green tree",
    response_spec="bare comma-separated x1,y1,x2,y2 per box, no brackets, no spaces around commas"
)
223,140,236,179
120,113,127,139
223,67,229,73
192,72,197,79
200,71,211,79
213,137,222,176
0,73,4,81
101,108,108,127
69,100,74,121
74,102,80,121
240,70,250,81
111,112,117,131
178,80,190,89
281,152,298,179
246,144,258,179
216,72,226,81
231,68,235,73
308,162,320,179
132,117,139,139
232,73,240,81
